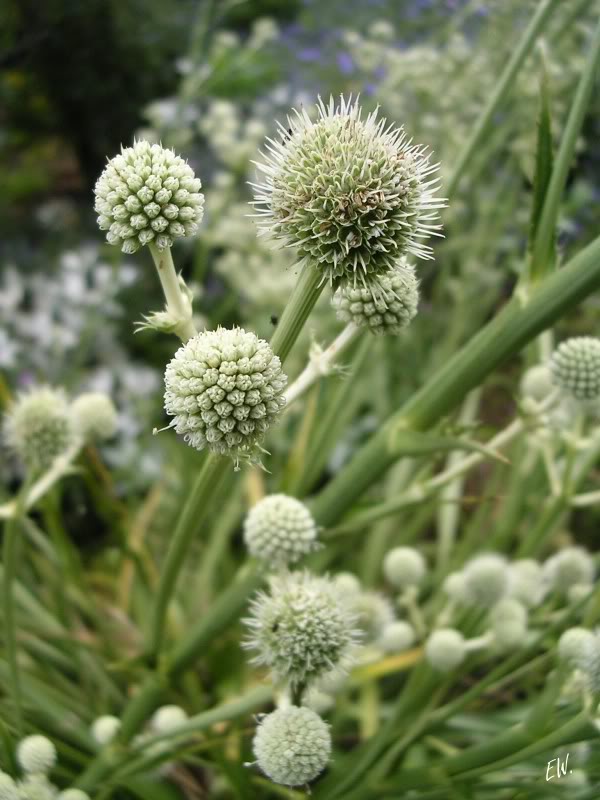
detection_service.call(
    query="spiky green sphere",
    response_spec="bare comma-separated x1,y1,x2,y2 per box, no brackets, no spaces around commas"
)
151,705,187,733
543,547,595,594
425,628,465,672
558,627,595,666
71,393,118,442
245,571,358,688
253,96,443,285
94,140,204,254
91,715,120,745
379,620,416,653
333,262,419,335
16,737,56,776
383,546,426,589
252,706,331,787
243,494,319,565
4,388,76,475
0,773,18,800
462,553,509,609
164,327,287,464
550,337,600,401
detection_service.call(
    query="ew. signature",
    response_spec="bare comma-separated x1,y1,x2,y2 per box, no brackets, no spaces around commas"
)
546,752,571,781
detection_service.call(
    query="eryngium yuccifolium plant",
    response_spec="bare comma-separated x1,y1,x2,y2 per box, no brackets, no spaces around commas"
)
3,387,76,474
332,261,419,335
252,96,443,285
245,571,359,689
71,392,118,442
243,493,319,564
549,337,600,401
251,706,331,787
94,140,204,253
163,327,287,464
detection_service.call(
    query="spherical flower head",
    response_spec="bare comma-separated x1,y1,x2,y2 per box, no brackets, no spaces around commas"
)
425,628,465,672
57,791,91,800
520,365,554,403
543,547,595,594
164,327,287,465
333,261,419,335
151,705,188,733
253,96,443,285
245,571,359,689
94,140,204,254
91,715,121,745
0,773,18,800
508,560,545,608
71,393,118,442
558,627,595,666
379,620,415,653
332,572,362,595
16,737,56,776
4,387,76,475
549,337,600,401
243,494,318,565
462,553,509,609
383,546,426,589
489,599,528,650
348,590,395,644
252,706,331,787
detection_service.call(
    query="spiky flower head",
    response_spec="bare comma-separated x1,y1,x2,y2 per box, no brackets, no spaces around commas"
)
543,547,595,594
0,773,17,800
245,571,359,688
243,494,319,565
462,553,509,609
549,337,600,401
558,627,595,666
94,140,204,254
379,620,416,653
383,546,426,589
16,737,56,776
252,706,331,787
425,628,465,672
333,261,419,334
253,96,443,286
91,715,121,745
151,705,188,734
164,327,287,465
71,393,118,442
3,387,76,475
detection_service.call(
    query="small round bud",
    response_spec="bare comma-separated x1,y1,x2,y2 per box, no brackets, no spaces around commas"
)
379,620,415,653
550,337,600,401
333,263,419,336
151,705,188,733
94,140,204,253
3,387,76,474
254,96,443,285
164,327,287,465
243,494,318,565
332,572,361,595
71,393,118,441
520,365,554,403
462,554,509,608
443,571,467,602
543,547,594,594
425,628,466,672
245,571,359,688
91,715,121,745
349,591,395,644
17,775,56,800
383,547,426,589
558,627,595,666
489,599,528,650
17,736,56,775
58,791,91,800
0,773,18,800
252,706,331,787
508,560,545,608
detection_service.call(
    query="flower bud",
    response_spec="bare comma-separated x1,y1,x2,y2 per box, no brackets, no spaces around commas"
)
520,365,554,403
17,736,56,775
550,337,600,401
72,393,118,442
425,628,465,672
489,599,528,650
91,715,121,745
0,772,18,800
558,627,595,666
462,553,509,609
243,494,318,565
379,620,416,653
543,547,595,594
383,546,426,589
151,705,188,733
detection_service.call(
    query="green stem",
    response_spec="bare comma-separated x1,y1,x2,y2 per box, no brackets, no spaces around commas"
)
312,233,600,528
445,0,561,196
269,261,324,363
146,452,228,659
148,243,197,342
3,513,23,731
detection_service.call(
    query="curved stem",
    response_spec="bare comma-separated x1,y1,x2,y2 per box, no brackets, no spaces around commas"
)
148,244,197,342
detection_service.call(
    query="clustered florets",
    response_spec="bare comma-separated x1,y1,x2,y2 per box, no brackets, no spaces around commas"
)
164,327,287,464
94,140,204,254
243,494,319,564
252,706,331,787
549,337,600,401
333,261,419,335
253,96,443,287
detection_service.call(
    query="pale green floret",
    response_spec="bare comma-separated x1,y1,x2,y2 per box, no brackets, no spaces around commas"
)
333,262,419,335
425,628,466,672
57,791,91,800
94,140,204,253
252,706,331,787
332,572,362,595
543,547,595,594
462,553,509,608
520,365,554,403
253,96,443,286
0,772,18,800
379,620,416,653
91,715,121,745
349,590,395,644
558,627,595,666
243,494,318,564
549,337,600,401
489,600,528,650
383,546,426,589
71,393,118,442
4,387,76,475
245,571,359,688
151,705,188,733
16,737,56,776
508,560,545,608
164,327,287,465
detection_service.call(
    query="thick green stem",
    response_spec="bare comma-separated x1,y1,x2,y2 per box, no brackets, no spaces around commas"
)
3,514,23,731
148,243,197,342
146,452,229,658
269,261,324,363
312,234,600,527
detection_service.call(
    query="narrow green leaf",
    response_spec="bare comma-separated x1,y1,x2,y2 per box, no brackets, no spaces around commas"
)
388,429,509,464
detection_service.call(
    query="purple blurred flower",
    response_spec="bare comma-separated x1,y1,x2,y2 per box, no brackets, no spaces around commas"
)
298,47,322,62
337,52,354,75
